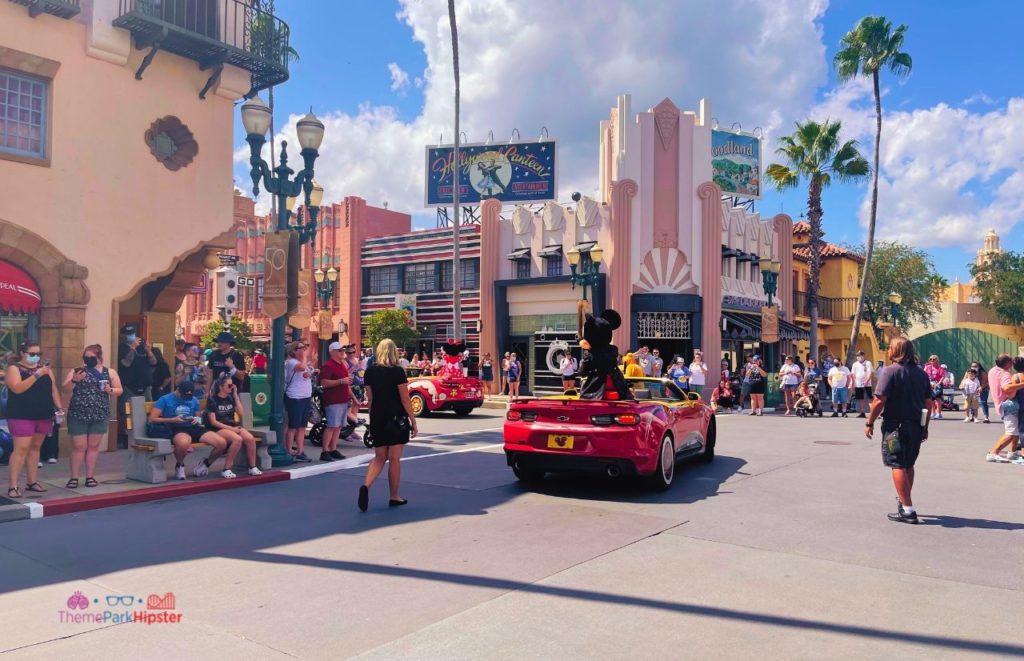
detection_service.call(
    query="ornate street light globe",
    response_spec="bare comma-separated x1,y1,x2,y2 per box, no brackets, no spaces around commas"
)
590,246,604,264
566,248,581,266
240,96,272,136
296,109,326,151
758,257,772,273
314,268,326,284
770,260,781,274
309,179,325,207
286,195,297,211
203,250,222,270
888,291,903,305
326,266,339,282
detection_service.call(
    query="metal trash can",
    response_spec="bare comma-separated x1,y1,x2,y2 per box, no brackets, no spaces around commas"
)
249,373,270,427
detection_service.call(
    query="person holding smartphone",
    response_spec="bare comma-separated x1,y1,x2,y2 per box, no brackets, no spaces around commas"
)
149,380,224,480
204,373,262,478
63,344,123,489
5,341,63,498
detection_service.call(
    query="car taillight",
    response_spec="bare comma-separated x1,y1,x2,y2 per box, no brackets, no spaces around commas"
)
507,410,522,421
590,415,614,426
521,411,537,422
614,413,640,425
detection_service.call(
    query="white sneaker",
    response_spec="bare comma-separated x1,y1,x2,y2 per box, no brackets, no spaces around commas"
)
963,417,973,423
46,458,57,464
221,469,236,479
193,461,209,477
1011,456,1024,465
987,453,1011,463
936,413,944,419
974,418,983,423
247,467,263,476
1008,452,1022,461
174,465,186,480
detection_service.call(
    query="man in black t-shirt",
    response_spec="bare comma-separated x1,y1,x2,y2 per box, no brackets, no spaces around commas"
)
865,337,933,524
118,324,156,398
207,332,248,391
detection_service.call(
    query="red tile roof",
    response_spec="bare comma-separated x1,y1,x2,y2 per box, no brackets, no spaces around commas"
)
792,221,811,234
791,222,864,263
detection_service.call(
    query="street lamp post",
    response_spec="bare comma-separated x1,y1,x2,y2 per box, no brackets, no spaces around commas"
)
241,96,325,467
759,257,782,372
566,246,604,302
314,266,338,364
888,291,902,326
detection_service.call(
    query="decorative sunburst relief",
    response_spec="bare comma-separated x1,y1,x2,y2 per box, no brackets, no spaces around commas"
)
634,248,697,294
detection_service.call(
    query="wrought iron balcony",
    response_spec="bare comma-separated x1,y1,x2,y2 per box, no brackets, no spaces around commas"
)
114,0,290,98
8,0,80,19
793,291,861,321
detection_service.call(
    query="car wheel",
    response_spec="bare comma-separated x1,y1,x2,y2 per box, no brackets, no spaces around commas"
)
409,393,428,418
702,417,716,463
648,433,675,491
453,406,473,417
513,462,545,484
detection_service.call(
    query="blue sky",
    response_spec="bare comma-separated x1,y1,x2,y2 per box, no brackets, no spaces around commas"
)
237,0,1024,284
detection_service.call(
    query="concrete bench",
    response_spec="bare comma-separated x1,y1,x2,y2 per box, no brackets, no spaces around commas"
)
126,393,277,484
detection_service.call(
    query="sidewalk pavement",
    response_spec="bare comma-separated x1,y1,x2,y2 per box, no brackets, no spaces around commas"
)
0,435,378,524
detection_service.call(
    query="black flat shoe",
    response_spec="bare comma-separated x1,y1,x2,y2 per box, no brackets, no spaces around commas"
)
389,498,408,507
358,485,369,512
330,450,345,460
319,452,335,462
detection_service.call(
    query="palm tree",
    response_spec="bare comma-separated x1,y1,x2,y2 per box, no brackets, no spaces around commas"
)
834,16,912,365
766,120,869,362
448,0,462,341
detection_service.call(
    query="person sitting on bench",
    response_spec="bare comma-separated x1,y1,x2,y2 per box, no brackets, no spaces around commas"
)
205,373,262,478
148,380,223,481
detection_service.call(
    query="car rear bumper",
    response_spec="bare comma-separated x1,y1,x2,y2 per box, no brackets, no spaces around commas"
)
436,398,484,411
505,450,642,476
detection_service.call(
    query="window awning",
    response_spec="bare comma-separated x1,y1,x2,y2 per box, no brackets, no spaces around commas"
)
538,245,563,257
574,241,597,253
735,252,760,263
507,248,531,261
0,260,40,315
721,246,740,258
721,311,809,341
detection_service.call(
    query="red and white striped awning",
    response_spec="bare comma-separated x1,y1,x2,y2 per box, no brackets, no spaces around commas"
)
0,260,40,315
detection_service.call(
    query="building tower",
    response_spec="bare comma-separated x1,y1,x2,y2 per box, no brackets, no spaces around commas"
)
976,229,1002,267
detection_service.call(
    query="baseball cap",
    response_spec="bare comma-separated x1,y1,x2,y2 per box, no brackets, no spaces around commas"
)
328,341,344,352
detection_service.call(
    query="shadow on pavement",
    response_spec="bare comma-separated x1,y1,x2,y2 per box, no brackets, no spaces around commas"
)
919,515,1024,531
237,551,1024,658
526,455,746,505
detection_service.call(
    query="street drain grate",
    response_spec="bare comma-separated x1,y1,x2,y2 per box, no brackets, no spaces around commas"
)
813,441,852,446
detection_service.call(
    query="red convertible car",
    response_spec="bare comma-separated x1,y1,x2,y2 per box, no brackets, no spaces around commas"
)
503,377,716,490
407,375,485,417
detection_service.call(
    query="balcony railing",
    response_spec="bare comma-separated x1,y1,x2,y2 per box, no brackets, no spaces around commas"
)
793,291,861,321
114,0,290,96
8,0,81,19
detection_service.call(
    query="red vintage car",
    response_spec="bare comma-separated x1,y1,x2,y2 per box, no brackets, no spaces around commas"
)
407,375,485,417
503,377,716,490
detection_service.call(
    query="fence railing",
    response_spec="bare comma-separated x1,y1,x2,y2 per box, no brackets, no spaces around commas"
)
793,291,861,321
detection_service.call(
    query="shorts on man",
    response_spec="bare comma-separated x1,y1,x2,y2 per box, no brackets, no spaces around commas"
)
832,387,849,405
880,421,923,469
326,402,349,429
855,386,873,401
1002,409,1020,437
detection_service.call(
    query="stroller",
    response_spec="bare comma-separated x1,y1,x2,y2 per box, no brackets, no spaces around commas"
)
308,385,365,447
795,382,823,417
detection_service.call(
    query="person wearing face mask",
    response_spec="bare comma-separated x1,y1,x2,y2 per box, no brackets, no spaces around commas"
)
63,345,123,489
118,324,156,400
149,379,224,480
6,341,63,498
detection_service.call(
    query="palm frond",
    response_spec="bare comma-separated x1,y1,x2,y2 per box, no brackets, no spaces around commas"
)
765,163,800,190
889,51,912,78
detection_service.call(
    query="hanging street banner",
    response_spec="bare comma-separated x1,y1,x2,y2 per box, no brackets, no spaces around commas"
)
263,232,291,319
712,129,762,199
395,293,417,327
761,305,779,344
288,268,312,330
425,140,557,207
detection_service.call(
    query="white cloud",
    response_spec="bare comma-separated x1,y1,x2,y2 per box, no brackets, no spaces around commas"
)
388,62,411,93
963,91,998,106
240,0,832,216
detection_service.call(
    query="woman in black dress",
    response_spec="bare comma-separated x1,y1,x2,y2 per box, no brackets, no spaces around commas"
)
359,338,418,511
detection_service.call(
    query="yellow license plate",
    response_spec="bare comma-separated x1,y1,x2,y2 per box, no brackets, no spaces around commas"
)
547,434,574,449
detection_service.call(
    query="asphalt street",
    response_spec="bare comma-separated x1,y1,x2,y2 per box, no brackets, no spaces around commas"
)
1,408,1022,659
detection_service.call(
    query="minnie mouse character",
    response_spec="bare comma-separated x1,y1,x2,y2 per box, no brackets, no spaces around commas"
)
440,340,466,380
578,309,632,401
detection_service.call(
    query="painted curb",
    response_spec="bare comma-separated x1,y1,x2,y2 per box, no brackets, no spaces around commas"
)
41,471,290,517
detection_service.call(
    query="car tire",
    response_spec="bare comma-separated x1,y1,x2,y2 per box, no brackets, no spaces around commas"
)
513,463,545,484
453,406,473,417
702,417,716,463
409,393,429,418
648,433,675,491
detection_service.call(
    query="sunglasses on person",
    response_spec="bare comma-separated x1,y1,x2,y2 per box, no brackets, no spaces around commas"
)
25,351,41,357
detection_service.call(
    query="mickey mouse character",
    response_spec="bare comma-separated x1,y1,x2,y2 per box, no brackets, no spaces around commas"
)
578,309,632,401
440,339,466,380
